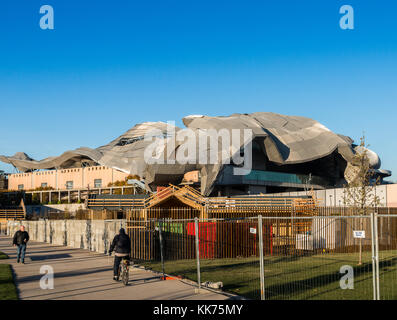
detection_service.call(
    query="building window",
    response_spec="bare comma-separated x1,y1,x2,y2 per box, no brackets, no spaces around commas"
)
66,181,73,190
18,184,24,190
41,183,48,188
94,179,102,188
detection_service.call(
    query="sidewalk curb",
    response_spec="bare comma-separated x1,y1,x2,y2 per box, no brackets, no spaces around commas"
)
132,263,246,300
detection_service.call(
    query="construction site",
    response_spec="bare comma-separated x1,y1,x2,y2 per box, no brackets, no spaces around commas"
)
1,112,397,300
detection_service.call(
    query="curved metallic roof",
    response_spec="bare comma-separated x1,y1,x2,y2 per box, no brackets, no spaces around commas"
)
0,112,365,195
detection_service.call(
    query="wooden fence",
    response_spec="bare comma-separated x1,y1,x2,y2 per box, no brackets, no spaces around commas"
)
0,207,25,234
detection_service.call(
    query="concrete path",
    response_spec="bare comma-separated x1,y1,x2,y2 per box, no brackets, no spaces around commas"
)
0,235,233,300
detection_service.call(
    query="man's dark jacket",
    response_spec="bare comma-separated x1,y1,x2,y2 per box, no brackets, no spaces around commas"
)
109,229,131,254
13,231,30,246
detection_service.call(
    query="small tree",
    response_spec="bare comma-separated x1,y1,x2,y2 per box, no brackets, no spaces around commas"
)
343,136,380,265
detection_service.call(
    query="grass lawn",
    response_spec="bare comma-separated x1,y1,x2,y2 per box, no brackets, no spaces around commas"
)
138,250,397,300
0,252,18,300
0,252,9,259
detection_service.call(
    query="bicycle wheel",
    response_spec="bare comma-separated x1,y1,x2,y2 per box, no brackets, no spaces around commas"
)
122,266,129,286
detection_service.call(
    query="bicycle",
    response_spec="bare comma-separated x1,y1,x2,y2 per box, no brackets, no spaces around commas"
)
117,257,131,286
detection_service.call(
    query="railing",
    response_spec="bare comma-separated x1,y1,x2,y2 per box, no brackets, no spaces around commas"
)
0,208,25,220
87,198,146,208
25,185,136,194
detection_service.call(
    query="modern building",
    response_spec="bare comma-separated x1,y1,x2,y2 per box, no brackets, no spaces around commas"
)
0,171,7,190
7,166,129,191
0,112,392,196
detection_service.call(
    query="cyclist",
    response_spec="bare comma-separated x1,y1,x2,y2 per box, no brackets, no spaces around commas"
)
109,228,131,281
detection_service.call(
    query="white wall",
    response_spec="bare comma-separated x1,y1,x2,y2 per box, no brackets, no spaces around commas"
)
267,184,396,207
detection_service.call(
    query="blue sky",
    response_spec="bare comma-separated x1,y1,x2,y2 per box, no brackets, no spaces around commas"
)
0,0,396,180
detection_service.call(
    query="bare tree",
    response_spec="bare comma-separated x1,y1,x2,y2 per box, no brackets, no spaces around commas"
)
343,136,380,265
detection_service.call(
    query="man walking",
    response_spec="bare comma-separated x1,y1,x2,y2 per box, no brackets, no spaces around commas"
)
13,225,29,264
109,228,131,281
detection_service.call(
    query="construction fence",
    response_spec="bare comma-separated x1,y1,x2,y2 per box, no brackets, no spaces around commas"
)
127,214,397,300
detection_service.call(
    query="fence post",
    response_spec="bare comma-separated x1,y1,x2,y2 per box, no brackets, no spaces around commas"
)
195,217,201,291
258,215,265,300
158,219,165,280
374,211,380,300
370,212,377,301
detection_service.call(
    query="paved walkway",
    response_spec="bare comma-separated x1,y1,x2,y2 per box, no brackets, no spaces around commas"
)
0,235,233,300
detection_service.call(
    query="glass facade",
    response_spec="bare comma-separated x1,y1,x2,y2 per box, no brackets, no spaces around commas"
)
242,170,331,188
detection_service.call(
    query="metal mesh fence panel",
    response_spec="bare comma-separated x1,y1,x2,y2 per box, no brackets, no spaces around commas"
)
377,214,397,300
128,219,159,270
198,217,261,300
262,216,374,300
161,219,198,281
127,214,397,300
